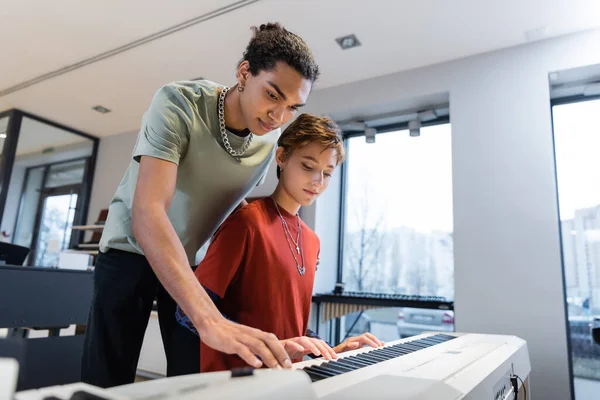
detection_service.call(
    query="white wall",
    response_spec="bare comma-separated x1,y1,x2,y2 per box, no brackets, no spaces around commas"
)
86,130,137,225
299,28,600,400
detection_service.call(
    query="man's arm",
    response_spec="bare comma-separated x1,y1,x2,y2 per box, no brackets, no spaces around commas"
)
132,156,291,369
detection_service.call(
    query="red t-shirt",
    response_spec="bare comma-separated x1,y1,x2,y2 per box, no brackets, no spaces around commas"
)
194,197,320,372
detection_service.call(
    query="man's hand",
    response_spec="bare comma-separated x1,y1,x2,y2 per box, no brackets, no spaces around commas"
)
280,336,338,361
333,333,384,353
199,316,292,369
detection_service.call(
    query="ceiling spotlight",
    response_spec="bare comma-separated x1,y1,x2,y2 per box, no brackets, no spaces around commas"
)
92,105,111,114
0,132,6,139
365,127,376,143
336,34,361,50
409,120,421,137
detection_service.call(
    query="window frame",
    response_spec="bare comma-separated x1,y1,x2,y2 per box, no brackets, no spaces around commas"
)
336,115,451,288
332,115,451,344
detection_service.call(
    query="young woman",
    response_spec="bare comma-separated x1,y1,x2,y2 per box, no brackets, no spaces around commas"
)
177,114,384,372
82,23,320,387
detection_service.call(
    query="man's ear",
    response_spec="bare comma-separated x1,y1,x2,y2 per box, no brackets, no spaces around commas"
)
236,61,251,87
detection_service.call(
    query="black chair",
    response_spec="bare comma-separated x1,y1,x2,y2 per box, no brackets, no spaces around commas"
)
0,265,93,391
0,242,30,265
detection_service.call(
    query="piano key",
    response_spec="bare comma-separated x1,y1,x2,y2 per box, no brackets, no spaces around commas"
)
308,364,340,377
333,358,366,370
355,352,391,363
403,341,430,349
372,348,406,357
316,362,353,375
318,361,355,373
397,343,426,352
301,367,330,382
414,338,444,346
346,355,378,366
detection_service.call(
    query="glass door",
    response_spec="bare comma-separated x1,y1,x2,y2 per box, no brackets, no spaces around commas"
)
30,188,79,267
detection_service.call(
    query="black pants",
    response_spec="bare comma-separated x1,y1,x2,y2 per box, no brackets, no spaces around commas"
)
81,249,199,388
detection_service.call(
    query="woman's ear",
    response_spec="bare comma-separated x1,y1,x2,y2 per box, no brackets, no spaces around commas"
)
236,61,251,87
275,147,286,169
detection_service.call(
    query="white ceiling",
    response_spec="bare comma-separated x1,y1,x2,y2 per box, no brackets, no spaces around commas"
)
1,0,599,138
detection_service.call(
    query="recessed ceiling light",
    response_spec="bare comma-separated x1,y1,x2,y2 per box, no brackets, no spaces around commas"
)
335,34,361,50
92,105,111,114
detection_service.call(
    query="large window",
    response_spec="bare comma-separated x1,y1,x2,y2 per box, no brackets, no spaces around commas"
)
553,97,600,392
341,123,454,297
340,122,454,341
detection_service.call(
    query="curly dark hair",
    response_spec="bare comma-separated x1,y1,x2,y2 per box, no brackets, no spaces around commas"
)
240,22,320,83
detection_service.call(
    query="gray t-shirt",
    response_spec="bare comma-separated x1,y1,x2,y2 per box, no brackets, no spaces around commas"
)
99,80,278,264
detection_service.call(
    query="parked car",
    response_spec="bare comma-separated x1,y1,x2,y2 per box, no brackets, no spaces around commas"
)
397,307,454,338
569,315,600,358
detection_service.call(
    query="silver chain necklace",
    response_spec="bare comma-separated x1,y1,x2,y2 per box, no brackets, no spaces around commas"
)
218,86,253,161
271,197,305,276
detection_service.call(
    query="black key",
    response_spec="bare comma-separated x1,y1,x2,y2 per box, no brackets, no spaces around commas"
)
347,355,378,366
304,365,334,379
430,334,454,342
302,367,330,382
405,341,429,349
321,361,355,373
389,348,414,356
421,334,446,341
373,348,403,358
356,352,389,363
398,343,426,351
367,351,395,361
381,345,412,354
309,364,340,377
416,338,443,346
371,347,401,356
315,362,348,375
393,345,417,353
334,358,365,370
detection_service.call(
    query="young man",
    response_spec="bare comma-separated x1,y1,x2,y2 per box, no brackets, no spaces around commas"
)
177,114,384,372
81,23,319,387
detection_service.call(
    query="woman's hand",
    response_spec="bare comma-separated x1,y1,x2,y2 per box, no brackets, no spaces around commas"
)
333,333,385,353
281,336,338,360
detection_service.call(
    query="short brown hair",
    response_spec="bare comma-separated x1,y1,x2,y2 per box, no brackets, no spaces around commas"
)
277,113,345,179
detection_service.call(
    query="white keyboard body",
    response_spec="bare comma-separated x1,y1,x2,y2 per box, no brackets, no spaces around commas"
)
293,332,531,400
14,369,316,400
13,332,530,400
